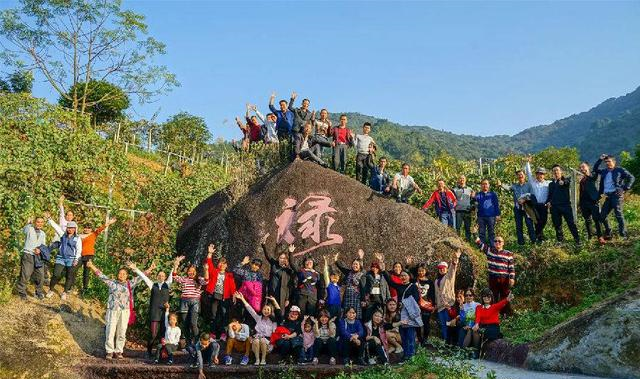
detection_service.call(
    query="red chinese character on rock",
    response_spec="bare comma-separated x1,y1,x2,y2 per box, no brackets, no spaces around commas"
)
274,195,343,256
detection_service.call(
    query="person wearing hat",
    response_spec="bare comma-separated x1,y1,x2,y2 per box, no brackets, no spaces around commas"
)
525,156,551,242
274,305,304,362
434,250,462,341
45,213,82,300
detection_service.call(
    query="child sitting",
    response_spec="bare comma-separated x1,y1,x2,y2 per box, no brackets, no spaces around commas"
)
155,303,181,365
300,317,316,364
365,310,389,365
224,318,251,365
323,256,342,319
193,333,220,379
313,310,338,365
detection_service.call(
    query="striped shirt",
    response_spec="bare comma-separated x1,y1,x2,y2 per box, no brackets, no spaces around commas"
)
476,240,515,279
173,274,208,299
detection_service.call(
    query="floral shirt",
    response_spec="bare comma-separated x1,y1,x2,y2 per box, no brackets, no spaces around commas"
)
98,271,143,310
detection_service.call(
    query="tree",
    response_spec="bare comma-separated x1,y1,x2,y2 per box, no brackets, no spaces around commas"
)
59,80,129,126
0,0,178,123
0,70,33,93
159,112,211,156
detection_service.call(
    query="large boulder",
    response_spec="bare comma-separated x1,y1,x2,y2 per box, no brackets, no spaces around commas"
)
525,286,640,379
176,160,483,288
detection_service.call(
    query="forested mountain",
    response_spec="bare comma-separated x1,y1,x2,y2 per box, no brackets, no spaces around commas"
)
335,86,640,164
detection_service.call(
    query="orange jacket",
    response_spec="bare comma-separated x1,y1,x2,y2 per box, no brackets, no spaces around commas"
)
81,225,106,256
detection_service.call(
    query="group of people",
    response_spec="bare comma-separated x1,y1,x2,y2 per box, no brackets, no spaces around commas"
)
417,155,634,247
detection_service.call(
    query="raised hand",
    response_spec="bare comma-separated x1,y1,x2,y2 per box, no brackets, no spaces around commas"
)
405,255,415,265
164,302,170,310
270,91,276,98
455,250,462,259
288,244,296,253
127,261,138,271
600,153,607,160
260,233,270,245
357,249,365,260
207,243,216,257
526,155,533,163
43,211,51,220
241,256,251,265
106,217,117,226
59,194,65,206
148,261,157,272
507,292,515,302
291,91,297,100
333,253,340,262
374,252,384,262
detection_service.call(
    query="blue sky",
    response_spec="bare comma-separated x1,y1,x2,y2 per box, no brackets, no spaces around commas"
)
6,0,640,140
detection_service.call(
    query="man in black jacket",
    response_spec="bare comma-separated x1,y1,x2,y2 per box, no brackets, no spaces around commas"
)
593,154,636,239
547,165,580,244
578,161,610,243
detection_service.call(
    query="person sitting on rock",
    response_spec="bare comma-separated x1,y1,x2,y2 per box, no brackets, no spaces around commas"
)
338,306,366,366
203,243,236,340
85,260,150,360
173,256,210,346
293,121,328,167
459,289,480,349
365,310,389,365
475,235,515,316
155,302,181,365
234,255,264,319
236,292,278,366
290,249,326,317
422,179,458,228
223,317,251,365
312,310,338,365
383,298,403,355
273,305,304,362
369,155,391,195
434,250,462,342
193,332,220,379
470,289,514,358
391,163,423,203
262,233,294,320
300,317,316,364
334,250,366,320
323,256,343,320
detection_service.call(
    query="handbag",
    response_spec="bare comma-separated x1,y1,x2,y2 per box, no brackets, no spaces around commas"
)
418,297,435,312
127,281,137,326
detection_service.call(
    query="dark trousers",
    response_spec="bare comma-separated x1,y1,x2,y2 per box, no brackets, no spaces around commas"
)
418,312,432,345
81,255,93,292
340,338,365,362
533,203,549,242
489,276,512,315
580,200,608,239
477,216,496,247
602,194,627,237
365,339,388,363
313,337,338,358
16,253,44,297
327,304,341,320
333,144,348,173
299,146,325,165
550,204,580,243
180,298,200,344
203,294,229,336
355,153,370,184
296,294,317,317
148,320,165,354
455,210,472,241
514,207,536,245
275,336,303,359
49,262,77,293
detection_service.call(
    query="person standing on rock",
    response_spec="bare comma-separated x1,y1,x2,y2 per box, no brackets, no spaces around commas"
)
79,217,117,296
173,256,210,346
45,215,82,300
547,165,580,244
288,92,313,133
434,250,462,342
351,122,375,184
311,108,333,157
16,215,48,300
330,114,353,173
334,250,366,319
422,179,458,228
578,161,608,244
473,179,501,248
86,260,150,360
203,243,236,340
234,255,264,319
453,175,474,242
139,261,174,359
525,156,551,242
290,249,326,317
499,169,536,245
593,154,635,239
475,235,514,315
391,163,423,203
262,233,294,320
369,156,391,195
269,91,295,141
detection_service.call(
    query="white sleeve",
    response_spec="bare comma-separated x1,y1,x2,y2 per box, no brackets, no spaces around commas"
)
59,204,67,230
525,162,534,184
134,268,154,289
48,219,64,238
75,237,82,260
165,271,173,286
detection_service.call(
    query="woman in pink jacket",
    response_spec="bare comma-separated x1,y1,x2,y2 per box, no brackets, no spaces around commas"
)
234,255,264,313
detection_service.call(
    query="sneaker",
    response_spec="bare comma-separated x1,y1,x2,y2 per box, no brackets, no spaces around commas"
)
60,292,67,301
167,359,173,365
114,353,124,359
259,360,266,366
224,355,232,365
220,333,227,341
368,358,377,365
240,356,249,366
45,291,54,299
254,360,261,366
329,357,336,365
153,359,159,364
395,347,403,355
344,359,352,366
312,357,318,365
105,353,113,360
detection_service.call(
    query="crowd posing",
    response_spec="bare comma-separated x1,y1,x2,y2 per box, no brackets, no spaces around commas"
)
15,92,635,376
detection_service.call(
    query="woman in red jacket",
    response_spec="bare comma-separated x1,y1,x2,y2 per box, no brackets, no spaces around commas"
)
203,244,236,340
470,288,514,358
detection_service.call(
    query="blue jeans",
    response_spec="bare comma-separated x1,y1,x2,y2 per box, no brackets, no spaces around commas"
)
514,207,536,245
478,216,496,247
439,212,455,228
602,193,626,237
399,326,417,360
437,309,450,341
300,346,314,362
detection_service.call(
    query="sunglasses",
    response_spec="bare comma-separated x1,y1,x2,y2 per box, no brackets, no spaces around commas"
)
494,239,504,243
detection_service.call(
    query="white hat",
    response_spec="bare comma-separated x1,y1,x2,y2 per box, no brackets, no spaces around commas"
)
66,221,78,229
289,305,301,313
437,261,449,269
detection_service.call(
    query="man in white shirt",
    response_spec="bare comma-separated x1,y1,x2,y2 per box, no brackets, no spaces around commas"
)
351,122,375,184
392,163,423,203
525,156,550,242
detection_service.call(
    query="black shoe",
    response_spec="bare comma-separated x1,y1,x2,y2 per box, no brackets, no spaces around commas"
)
19,294,27,301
